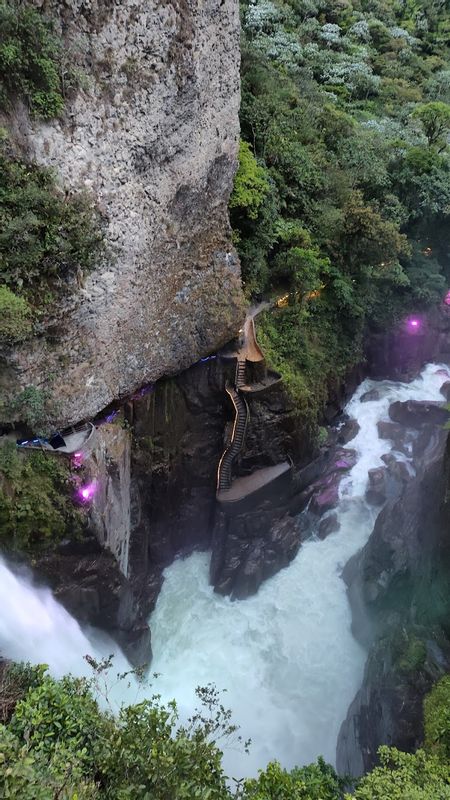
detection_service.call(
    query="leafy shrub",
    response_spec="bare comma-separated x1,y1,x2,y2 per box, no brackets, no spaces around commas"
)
347,746,450,800
9,386,49,434
0,441,83,553
1,668,450,799
424,675,450,762
9,674,109,772
230,140,270,221
0,0,70,117
0,662,46,724
242,758,346,799
0,285,32,343
0,140,104,300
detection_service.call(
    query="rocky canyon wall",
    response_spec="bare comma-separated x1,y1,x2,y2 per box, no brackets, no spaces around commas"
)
2,0,245,425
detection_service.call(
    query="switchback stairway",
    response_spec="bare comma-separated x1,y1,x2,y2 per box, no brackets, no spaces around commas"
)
216,309,291,505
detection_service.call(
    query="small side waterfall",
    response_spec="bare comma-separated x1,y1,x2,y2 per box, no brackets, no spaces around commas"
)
0,363,448,778
0,560,131,681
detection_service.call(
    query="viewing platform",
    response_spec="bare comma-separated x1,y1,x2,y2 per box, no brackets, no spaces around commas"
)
217,461,291,505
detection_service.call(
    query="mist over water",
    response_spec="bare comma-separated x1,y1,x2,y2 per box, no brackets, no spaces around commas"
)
149,363,450,775
0,363,448,777
0,559,132,688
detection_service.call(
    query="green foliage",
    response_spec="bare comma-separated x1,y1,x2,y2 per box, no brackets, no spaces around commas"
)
9,386,49,433
424,675,450,762
233,0,450,409
0,140,104,302
0,662,46,724
392,631,427,674
0,441,83,552
1,667,450,800
241,758,346,799
273,246,330,299
0,723,99,799
9,674,109,772
412,102,450,149
347,746,450,800
0,285,32,343
1,671,238,800
230,140,270,221
0,0,72,118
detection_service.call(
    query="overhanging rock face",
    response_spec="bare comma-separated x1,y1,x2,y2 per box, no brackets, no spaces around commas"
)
4,0,245,425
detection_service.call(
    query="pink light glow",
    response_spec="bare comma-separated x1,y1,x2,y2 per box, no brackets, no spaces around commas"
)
407,317,421,332
72,451,84,468
445,290,450,307
77,480,97,503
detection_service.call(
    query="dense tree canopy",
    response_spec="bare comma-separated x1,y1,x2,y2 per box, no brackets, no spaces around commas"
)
231,0,450,426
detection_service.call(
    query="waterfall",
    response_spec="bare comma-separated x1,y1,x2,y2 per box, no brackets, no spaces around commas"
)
0,362,448,778
0,559,133,699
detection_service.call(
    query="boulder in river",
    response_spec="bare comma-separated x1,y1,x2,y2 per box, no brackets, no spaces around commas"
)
360,388,380,403
377,420,409,452
317,513,340,539
388,399,448,427
365,467,387,506
337,418,360,445
310,476,341,516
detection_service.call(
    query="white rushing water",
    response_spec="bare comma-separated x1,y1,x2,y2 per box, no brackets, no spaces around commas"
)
0,363,448,777
0,559,134,710
149,363,450,776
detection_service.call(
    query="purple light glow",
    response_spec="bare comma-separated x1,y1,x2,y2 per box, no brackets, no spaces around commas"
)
445,290,450,307
407,317,421,332
77,480,97,503
72,451,84,469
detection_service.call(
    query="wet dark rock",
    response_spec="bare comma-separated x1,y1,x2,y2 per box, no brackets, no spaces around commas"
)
34,547,155,666
337,418,360,445
365,467,387,506
292,454,328,495
380,453,412,481
211,510,301,600
338,425,450,776
307,448,356,517
389,400,448,428
334,448,357,471
440,380,450,401
310,474,341,516
317,513,340,539
337,625,450,778
377,420,409,453
360,389,380,403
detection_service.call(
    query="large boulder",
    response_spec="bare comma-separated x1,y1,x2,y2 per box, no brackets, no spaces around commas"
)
365,467,387,506
389,400,448,428
210,511,301,600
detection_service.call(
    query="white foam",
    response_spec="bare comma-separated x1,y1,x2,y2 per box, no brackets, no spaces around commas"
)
149,363,449,776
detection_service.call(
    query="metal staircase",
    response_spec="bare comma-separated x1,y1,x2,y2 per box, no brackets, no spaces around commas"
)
217,382,249,492
235,359,247,389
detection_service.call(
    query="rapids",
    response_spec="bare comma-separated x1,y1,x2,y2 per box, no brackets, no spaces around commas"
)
0,362,448,776
149,363,450,775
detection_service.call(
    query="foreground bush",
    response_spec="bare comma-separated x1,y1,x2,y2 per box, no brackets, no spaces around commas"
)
0,664,449,799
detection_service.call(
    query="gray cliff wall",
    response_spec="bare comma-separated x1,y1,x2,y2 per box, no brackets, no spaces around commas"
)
4,0,245,425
